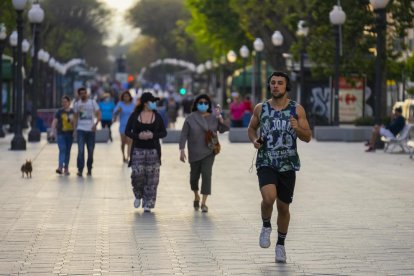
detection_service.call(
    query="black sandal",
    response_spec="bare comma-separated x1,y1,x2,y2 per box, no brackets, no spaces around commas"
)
193,200,200,210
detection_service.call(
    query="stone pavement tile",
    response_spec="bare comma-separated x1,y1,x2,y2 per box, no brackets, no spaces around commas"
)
0,261,19,275
60,269,96,275
180,269,225,275
15,273,58,276
25,268,55,274
102,273,135,276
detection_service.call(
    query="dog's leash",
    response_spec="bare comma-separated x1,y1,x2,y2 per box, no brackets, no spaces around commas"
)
31,142,49,162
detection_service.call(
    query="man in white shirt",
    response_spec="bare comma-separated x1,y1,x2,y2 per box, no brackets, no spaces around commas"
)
73,87,101,176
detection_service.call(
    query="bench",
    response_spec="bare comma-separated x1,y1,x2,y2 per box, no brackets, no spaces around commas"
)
314,126,372,142
381,124,414,153
47,128,110,143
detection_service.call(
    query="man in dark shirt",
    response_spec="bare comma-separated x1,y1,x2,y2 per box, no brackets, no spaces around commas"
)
365,107,406,152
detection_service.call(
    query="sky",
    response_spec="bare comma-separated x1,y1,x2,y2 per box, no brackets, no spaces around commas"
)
99,0,139,46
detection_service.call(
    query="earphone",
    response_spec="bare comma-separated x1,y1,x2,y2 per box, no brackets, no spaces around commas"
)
267,71,291,92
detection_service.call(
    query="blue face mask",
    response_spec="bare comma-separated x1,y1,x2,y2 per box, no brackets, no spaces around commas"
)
148,101,157,110
197,102,209,112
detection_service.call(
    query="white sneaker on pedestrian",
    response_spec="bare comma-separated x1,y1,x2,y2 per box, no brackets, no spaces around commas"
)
259,227,272,248
143,207,151,212
275,244,287,263
134,198,141,208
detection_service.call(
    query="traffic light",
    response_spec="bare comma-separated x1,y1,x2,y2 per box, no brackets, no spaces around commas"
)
179,88,186,95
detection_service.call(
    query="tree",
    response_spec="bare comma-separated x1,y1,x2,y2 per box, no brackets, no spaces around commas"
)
127,0,200,62
126,36,158,73
185,0,250,58
185,0,414,80
229,0,301,70
0,1,15,29
40,0,112,72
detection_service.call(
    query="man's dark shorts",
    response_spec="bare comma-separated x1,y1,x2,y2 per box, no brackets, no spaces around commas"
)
257,166,296,204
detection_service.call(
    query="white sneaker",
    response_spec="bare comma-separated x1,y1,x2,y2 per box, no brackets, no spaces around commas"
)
275,244,286,263
143,207,151,212
259,227,272,248
134,198,141,208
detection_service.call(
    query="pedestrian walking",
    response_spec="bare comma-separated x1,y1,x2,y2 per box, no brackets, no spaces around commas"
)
125,92,167,212
50,95,75,175
229,92,245,127
247,71,311,263
98,92,115,142
179,94,229,213
73,87,102,177
166,96,179,129
113,90,135,163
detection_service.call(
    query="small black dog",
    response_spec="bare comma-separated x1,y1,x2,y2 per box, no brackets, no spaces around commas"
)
21,160,32,178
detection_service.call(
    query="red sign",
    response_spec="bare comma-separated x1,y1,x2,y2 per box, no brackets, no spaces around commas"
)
338,77,365,123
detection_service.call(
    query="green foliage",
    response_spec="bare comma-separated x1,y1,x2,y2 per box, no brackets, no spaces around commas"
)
407,87,414,95
184,0,414,84
0,0,111,72
128,0,188,39
126,36,158,71
127,0,202,66
354,116,375,126
185,0,250,58
297,0,373,79
0,1,15,31
406,54,414,81
41,0,111,72
229,0,301,69
354,115,392,126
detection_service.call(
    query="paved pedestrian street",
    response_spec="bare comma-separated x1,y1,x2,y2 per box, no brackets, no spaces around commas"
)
0,129,413,275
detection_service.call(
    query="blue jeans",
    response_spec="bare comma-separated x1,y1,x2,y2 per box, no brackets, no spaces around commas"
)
57,132,74,169
76,130,95,173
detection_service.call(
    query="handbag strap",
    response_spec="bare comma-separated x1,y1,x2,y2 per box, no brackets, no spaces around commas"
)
194,113,210,132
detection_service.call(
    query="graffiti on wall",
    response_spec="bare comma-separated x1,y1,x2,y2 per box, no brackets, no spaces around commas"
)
308,79,373,125
309,86,332,123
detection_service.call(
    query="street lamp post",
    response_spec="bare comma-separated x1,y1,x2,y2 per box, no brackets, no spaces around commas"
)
297,20,309,107
371,0,389,123
22,39,30,65
271,30,284,70
239,45,249,96
38,49,49,108
253,38,264,101
11,0,28,150
21,38,30,129
330,4,346,126
226,50,237,94
204,60,212,94
9,31,17,134
28,2,44,142
0,24,7,137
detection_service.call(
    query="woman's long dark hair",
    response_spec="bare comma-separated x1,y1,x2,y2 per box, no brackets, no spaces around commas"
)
192,94,212,113
119,90,132,103
134,101,144,114
133,97,158,115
